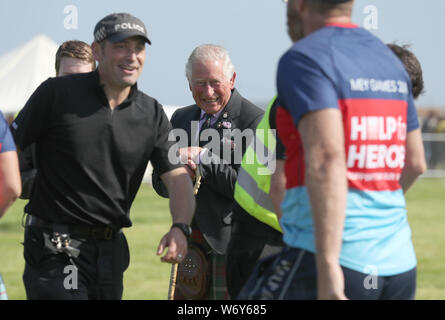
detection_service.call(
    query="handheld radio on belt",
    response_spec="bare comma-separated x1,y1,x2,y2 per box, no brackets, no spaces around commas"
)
50,232,80,268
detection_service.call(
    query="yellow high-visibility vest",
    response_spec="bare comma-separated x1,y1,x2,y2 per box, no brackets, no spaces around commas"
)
234,97,282,232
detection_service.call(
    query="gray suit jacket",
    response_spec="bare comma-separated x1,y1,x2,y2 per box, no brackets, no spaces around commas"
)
152,89,264,254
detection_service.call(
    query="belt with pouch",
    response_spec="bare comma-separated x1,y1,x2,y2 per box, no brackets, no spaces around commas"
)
25,214,120,241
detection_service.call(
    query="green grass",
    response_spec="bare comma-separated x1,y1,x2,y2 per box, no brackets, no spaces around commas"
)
1,179,444,300
405,178,445,299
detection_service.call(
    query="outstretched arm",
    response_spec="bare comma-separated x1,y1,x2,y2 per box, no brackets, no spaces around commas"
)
0,151,21,218
299,108,347,300
156,167,195,264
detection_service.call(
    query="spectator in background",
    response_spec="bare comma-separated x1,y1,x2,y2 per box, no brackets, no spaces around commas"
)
19,40,96,200
420,110,437,167
387,43,436,171
387,43,424,100
55,40,96,76
0,110,21,218
387,43,427,186
434,117,445,167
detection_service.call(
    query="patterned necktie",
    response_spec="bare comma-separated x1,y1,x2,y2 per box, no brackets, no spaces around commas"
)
200,113,212,132
199,113,212,148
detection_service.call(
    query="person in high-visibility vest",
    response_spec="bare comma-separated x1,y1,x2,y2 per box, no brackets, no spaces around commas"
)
227,97,286,299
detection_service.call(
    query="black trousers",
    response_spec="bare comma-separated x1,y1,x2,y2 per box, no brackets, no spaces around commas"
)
226,210,284,299
22,226,130,300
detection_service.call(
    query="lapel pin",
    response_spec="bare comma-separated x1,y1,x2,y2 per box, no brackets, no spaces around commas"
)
222,121,232,129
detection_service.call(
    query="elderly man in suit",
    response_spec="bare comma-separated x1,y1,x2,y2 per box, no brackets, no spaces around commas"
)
153,44,263,299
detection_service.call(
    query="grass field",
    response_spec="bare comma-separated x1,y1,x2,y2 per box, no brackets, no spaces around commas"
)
0,178,444,300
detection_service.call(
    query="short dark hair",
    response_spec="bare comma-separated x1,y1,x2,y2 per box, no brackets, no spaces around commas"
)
387,43,424,99
306,0,354,14
55,40,96,75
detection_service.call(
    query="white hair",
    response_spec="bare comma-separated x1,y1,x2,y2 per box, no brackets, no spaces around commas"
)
185,44,235,82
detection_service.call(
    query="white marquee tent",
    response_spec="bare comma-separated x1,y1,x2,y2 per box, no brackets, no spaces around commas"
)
0,34,58,115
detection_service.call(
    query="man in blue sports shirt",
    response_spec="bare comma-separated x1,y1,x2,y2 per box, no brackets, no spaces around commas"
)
274,0,426,299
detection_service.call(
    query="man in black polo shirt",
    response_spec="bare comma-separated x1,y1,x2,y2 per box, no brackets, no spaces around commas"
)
10,13,195,300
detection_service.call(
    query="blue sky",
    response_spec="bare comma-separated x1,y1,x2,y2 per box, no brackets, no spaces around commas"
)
0,0,442,108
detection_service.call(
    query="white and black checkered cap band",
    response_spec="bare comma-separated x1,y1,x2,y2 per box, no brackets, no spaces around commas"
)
94,13,151,44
